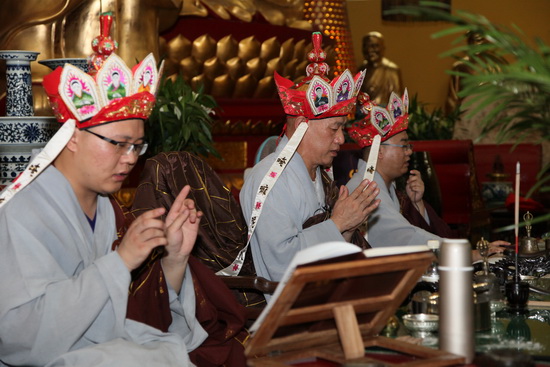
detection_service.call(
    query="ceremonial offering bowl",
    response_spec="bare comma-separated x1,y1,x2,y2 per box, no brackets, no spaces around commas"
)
402,313,439,337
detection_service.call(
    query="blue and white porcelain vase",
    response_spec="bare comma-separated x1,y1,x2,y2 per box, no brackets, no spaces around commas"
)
0,50,60,189
0,117,58,187
0,50,39,117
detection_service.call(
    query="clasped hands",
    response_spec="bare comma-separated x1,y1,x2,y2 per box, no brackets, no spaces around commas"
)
117,185,202,292
331,179,380,240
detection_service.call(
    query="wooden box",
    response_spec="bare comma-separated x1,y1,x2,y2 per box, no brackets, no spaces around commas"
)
245,250,465,366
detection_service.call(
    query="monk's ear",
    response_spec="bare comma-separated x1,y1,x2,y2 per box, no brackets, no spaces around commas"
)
65,130,80,153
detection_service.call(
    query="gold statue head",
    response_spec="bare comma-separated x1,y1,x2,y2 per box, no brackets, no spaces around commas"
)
362,31,386,64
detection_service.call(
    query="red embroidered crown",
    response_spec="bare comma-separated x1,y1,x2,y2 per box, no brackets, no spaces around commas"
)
274,32,365,120
43,53,162,129
347,89,410,148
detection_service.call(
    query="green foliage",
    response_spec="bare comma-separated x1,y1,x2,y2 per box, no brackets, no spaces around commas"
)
387,1,550,227
146,74,220,158
407,94,461,141
386,1,550,148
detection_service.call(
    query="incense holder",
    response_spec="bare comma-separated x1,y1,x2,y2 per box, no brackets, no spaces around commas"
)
505,280,529,314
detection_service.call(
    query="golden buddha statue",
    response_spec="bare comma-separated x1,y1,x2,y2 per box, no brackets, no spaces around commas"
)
358,31,403,106
0,0,182,115
0,0,310,114
181,0,309,29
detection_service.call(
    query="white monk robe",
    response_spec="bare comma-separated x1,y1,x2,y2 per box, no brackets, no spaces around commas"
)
347,160,442,247
240,136,345,285
0,166,207,367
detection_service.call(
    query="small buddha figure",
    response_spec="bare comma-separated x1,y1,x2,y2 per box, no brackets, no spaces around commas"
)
358,31,403,106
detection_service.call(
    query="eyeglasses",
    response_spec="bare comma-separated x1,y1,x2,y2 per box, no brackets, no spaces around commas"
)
381,143,413,151
84,130,148,156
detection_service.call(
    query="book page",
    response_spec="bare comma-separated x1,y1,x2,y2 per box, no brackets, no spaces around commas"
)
363,245,430,258
250,243,431,333
250,241,361,332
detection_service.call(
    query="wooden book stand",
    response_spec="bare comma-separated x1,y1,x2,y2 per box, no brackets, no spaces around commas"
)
245,250,465,366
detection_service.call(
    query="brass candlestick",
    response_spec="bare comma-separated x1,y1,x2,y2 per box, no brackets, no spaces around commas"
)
520,211,538,254
505,213,531,314
476,237,490,276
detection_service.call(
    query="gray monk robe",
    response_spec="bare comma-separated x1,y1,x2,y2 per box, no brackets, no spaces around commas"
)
347,159,455,248
0,166,206,367
240,136,368,285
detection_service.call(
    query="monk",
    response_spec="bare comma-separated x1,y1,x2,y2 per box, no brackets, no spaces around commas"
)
347,90,508,261
0,52,246,367
240,33,380,290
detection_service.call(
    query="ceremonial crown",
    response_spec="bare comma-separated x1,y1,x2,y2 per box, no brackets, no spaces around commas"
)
347,89,409,148
0,12,162,207
43,53,161,129
275,32,365,120
218,33,365,277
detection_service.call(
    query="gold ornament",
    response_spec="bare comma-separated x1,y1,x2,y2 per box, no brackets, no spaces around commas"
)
216,35,239,63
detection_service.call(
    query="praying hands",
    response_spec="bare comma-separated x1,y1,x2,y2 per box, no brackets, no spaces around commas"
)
332,178,380,241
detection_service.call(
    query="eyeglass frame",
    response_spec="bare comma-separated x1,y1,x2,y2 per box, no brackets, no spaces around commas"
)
84,129,148,156
380,143,414,151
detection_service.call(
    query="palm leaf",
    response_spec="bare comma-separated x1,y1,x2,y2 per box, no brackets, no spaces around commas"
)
387,1,550,226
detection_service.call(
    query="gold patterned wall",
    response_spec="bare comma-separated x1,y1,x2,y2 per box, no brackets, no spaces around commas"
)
180,0,311,30
0,0,356,116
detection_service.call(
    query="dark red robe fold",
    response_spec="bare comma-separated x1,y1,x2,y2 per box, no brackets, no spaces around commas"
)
109,192,248,367
131,151,265,308
396,190,457,238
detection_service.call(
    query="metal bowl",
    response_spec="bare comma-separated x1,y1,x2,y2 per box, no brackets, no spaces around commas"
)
402,313,439,335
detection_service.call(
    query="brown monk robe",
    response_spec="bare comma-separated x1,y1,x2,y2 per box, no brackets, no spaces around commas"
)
130,151,265,308
110,195,249,367
303,169,371,249
396,190,457,239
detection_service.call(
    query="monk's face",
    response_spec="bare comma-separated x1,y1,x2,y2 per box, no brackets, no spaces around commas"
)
363,36,384,64
378,131,412,181
72,119,145,196
298,116,346,171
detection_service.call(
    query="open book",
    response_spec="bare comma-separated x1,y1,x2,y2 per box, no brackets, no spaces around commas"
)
250,242,430,332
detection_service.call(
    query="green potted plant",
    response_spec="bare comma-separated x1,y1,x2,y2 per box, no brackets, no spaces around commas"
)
145,74,220,158
407,94,461,141
388,1,550,227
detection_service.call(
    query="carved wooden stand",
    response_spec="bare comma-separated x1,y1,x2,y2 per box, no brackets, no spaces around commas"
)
245,251,465,367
